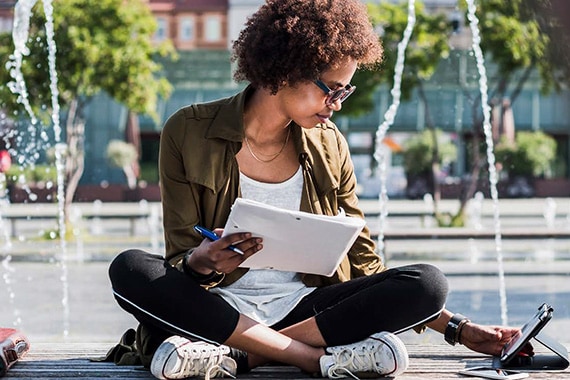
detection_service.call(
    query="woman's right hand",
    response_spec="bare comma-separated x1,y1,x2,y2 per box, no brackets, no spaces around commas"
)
187,229,262,275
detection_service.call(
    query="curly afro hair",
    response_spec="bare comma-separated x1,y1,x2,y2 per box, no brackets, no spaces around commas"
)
232,0,383,94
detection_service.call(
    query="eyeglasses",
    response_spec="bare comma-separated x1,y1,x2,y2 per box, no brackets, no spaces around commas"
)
314,79,356,106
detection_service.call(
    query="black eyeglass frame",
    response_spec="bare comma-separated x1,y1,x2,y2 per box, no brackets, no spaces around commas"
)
314,79,356,106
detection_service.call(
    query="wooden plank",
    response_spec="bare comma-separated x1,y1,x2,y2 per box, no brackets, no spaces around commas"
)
4,343,569,379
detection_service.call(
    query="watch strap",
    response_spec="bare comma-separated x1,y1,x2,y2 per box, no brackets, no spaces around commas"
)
445,313,470,346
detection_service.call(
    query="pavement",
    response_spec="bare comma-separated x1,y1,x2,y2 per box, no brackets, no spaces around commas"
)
0,197,569,345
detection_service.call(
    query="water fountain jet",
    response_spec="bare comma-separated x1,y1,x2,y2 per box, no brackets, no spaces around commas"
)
372,0,509,325
4,0,70,338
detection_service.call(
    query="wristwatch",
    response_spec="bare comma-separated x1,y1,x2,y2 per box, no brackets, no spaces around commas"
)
444,313,470,346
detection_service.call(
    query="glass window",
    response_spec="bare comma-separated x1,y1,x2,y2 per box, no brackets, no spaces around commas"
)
0,17,13,34
155,17,168,41
204,15,221,42
179,17,195,41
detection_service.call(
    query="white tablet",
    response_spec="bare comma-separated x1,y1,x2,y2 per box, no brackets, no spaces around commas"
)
459,366,528,379
222,198,366,276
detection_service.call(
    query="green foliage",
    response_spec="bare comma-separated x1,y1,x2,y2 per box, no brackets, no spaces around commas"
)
106,140,137,168
435,211,466,228
0,0,175,121
367,1,450,100
402,129,457,176
4,164,57,185
494,131,557,177
139,161,159,183
341,1,450,116
106,139,139,189
339,67,382,117
465,0,570,94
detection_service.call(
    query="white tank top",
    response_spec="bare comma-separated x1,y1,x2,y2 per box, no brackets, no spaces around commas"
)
209,166,316,326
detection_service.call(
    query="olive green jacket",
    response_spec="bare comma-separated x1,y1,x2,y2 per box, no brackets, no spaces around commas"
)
158,86,385,288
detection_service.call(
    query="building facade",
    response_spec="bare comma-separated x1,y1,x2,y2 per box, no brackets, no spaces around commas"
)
147,0,228,50
0,0,568,199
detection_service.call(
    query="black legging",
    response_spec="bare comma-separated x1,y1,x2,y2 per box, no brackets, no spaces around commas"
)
109,249,448,348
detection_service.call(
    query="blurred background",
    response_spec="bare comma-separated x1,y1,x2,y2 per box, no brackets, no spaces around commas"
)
0,0,568,211
0,0,569,345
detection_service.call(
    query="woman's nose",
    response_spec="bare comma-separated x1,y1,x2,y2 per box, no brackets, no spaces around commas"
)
327,99,342,111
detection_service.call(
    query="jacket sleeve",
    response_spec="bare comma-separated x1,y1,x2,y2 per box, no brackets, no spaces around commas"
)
159,108,202,266
334,128,386,278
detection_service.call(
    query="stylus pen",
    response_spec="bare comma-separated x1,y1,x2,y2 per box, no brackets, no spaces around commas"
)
193,225,245,255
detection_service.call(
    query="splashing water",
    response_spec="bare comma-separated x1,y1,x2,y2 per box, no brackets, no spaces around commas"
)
6,0,70,337
2,256,21,327
7,0,38,126
370,0,509,325
373,0,416,260
465,0,508,325
0,198,12,250
6,0,46,170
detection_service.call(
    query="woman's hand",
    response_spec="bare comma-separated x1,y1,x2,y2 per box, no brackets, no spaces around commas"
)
187,228,262,275
460,322,533,357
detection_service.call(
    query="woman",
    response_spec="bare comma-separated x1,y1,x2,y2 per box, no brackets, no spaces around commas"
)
109,0,522,379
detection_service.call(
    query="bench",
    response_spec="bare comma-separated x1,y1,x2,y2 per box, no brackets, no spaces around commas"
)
1,208,160,237
364,211,435,227
4,342,568,379
372,227,570,241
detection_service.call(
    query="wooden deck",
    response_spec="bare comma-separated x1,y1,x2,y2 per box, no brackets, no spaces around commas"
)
4,343,569,379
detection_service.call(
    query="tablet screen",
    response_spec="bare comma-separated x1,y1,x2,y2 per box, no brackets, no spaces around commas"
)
500,303,553,363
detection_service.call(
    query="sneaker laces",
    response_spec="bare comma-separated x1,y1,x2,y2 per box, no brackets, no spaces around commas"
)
326,345,385,379
204,357,237,380
177,344,236,380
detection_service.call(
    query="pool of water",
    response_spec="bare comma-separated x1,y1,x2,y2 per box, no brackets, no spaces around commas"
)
400,272,570,346
1,261,568,345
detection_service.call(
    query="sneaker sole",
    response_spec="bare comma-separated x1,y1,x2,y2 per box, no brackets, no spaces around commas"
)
150,336,234,380
150,336,193,379
367,332,409,377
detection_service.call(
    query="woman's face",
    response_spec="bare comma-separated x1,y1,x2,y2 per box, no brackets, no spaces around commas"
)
278,58,358,129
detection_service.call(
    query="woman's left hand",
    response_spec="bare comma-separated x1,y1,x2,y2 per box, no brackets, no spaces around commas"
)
460,322,533,357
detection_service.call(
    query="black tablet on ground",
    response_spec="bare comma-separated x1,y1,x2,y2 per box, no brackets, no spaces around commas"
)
493,303,569,370
500,303,553,364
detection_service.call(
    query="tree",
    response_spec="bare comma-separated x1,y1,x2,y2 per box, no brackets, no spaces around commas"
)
362,0,568,226
473,0,570,107
0,0,174,226
495,131,557,178
402,129,457,177
459,0,569,185
365,1,453,223
401,129,457,203
106,140,139,190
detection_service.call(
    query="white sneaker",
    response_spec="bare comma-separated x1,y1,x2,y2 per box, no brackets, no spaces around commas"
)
150,336,237,380
319,332,409,379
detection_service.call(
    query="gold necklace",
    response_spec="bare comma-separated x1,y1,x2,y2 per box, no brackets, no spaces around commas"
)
244,127,291,163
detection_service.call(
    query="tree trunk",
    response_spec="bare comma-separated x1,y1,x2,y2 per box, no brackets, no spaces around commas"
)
125,110,141,182
417,83,442,215
455,102,486,222
63,97,85,229
123,164,137,190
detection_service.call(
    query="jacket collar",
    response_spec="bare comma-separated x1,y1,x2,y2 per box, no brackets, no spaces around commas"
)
193,85,338,196
204,86,253,142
